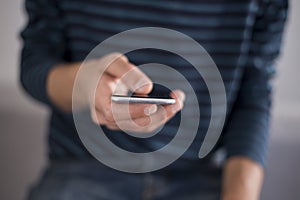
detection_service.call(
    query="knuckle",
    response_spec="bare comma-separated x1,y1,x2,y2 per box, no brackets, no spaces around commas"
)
110,53,128,63
118,54,128,62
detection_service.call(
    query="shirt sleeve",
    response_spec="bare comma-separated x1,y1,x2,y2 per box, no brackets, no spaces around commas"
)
20,0,66,106
222,0,288,167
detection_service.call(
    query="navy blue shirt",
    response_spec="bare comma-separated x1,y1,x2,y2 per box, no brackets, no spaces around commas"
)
20,0,288,167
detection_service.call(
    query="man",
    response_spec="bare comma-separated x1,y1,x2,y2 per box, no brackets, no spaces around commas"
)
20,0,288,199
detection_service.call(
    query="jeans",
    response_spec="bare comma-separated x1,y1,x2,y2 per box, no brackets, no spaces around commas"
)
27,158,222,200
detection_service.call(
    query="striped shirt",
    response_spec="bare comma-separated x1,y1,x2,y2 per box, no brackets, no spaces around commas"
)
20,0,288,167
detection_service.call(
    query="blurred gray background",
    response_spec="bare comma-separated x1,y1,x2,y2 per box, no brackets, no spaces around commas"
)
0,0,299,200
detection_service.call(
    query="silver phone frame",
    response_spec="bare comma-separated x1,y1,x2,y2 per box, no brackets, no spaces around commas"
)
111,95,176,105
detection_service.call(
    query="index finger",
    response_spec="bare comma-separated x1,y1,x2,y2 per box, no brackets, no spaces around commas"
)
103,53,153,94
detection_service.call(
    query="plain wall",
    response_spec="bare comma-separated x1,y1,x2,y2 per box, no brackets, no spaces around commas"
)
0,0,299,200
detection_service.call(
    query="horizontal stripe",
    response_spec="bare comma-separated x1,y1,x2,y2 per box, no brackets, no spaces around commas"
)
61,0,257,15
20,0,288,164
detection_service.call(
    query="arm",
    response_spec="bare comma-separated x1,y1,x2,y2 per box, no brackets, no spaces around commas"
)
46,62,79,112
20,0,184,133
222,157,264,200
221,1,288,199
20,0,66,106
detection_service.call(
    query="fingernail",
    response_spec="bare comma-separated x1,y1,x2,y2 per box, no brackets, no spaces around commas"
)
144,105,157,116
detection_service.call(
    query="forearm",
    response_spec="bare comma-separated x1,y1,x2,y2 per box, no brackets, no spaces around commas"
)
47,62,80,112
221,156,264,200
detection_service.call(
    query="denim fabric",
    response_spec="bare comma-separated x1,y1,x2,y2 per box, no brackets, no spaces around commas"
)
27,159,222,200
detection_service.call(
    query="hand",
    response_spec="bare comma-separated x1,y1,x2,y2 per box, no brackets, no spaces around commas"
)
89,53,185,133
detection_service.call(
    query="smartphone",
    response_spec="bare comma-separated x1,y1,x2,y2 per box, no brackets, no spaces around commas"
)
111,95,176,105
